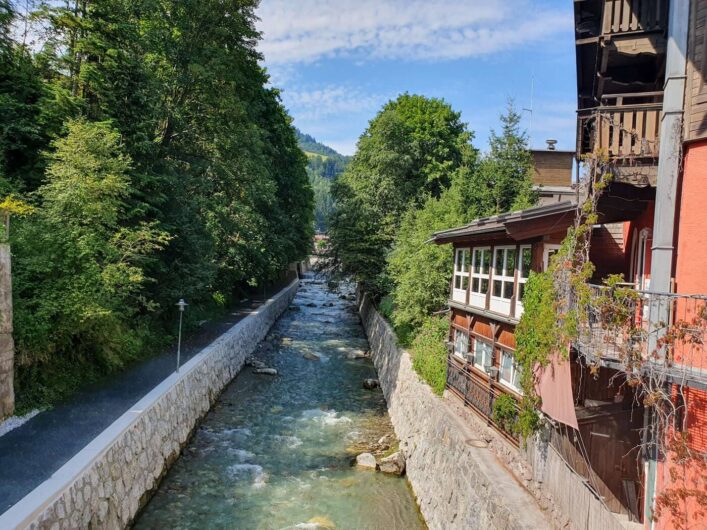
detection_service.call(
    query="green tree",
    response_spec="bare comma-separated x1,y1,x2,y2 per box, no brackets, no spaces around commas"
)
12,120,170,407
330,93,473,293
475,102,536,214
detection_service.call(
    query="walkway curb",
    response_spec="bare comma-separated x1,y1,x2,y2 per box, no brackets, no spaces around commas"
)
0,278,299,530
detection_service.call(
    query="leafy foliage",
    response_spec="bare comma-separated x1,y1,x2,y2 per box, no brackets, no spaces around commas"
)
295,130,349,232
409,315,449,395
0,1,313,409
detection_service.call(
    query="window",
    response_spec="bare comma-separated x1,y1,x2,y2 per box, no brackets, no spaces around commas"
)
469,247,491,308
499,349,522,392
452,248,470,303
473,338,493,370
490,246,516,314
516,246,532,313
543,244,560,271
453,329,469,360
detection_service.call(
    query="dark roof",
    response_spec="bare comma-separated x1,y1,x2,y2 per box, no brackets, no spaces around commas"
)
431,201,578,245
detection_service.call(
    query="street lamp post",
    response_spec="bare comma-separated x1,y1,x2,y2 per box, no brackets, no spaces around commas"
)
176,299,188,373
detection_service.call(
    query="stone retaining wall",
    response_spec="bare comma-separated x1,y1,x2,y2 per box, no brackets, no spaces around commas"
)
0,279,299,530
358,293,552,530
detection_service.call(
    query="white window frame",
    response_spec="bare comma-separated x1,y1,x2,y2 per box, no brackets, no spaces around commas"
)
516,245,532,317
490,246,516,315
473,338,493,371
543,244,561,271
469,247,491,309
452,248,470,304
453,329,469,360
499,349,522,393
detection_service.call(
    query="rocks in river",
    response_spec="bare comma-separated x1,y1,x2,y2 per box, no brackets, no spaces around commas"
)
288,305,300,312
346,350,369,360
302,352,320,361
362,378,379,390
379,451,406,476
305,302,317,307
355,452,377,470
307,516,336,529
253,368,278,376
245,357,267,369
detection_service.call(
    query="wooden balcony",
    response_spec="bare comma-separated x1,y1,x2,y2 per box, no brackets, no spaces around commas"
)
601,0,668,37
577,94,662,186
574,284,707,391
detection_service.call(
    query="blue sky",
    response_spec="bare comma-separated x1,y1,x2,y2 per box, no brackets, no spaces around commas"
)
256,0,577,156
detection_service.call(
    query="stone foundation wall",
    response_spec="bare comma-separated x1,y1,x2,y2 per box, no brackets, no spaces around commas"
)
0,279,299,530
358,293,552,530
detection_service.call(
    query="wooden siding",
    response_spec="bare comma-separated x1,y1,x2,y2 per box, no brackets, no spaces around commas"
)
530,150,573,187
686,0,707,141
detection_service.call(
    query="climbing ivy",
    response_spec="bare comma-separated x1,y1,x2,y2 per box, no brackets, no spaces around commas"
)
513,159,612,435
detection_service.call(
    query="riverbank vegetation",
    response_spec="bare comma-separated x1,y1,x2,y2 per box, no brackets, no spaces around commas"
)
329,93,535,392
0,0,313,411
296,130,349,233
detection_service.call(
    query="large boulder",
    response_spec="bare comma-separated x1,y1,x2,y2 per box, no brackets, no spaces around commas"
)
355,452,377,470
379,451,406,476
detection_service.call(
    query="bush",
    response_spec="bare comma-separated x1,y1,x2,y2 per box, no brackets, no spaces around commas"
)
492,394,519,434
410,315,449,395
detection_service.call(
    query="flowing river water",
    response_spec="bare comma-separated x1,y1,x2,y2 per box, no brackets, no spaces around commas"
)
134,275,426,530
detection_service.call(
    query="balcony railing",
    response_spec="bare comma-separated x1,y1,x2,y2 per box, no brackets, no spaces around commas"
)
574,284,707,389
446,357,520,444
601,0,668,36
577,98,662,160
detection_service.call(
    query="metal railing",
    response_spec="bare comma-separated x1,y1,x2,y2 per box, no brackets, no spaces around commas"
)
574,284,707,388
446,357,520,443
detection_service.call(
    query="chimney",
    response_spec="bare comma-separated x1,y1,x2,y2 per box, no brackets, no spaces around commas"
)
546,139,557,151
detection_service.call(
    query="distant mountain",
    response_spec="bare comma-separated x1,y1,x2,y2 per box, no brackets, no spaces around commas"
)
295,129,350,233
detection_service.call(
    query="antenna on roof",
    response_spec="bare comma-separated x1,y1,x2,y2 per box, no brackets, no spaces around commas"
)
522,72,534,146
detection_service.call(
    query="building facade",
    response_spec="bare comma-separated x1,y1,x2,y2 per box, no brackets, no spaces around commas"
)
432,2,706,529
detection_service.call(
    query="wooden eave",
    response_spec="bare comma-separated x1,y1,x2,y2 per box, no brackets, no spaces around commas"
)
431,202,578,246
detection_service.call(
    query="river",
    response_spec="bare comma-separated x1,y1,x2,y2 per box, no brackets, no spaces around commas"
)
134,274,425,530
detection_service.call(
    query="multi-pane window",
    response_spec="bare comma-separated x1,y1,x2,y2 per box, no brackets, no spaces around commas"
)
473,338,493,370
452,248,470,303
469,247,491,307
453,329,469,360
517,245,532,305
493,247,516,299
490,246,516,314
543,244,560,271
499,349,522,392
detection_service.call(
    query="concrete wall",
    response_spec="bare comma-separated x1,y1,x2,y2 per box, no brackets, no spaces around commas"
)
358,293,552,530
0,279,299,530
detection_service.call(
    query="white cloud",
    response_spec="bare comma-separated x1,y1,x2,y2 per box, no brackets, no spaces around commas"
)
256,0,571,65
281,85,389,121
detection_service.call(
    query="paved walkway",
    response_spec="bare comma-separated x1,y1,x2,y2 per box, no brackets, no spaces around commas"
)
0,281,291,513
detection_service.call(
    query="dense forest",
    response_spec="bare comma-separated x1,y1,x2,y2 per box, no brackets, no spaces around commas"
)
0,0,313,410
329,94,535,392
295,130,349,232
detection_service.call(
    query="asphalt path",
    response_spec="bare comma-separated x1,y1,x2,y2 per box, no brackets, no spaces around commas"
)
0,280,291,513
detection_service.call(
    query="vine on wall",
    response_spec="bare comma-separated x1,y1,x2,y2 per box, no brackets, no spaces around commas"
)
514,152,707,527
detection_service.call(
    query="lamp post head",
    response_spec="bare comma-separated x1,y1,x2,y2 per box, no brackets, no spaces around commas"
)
177,299,188,312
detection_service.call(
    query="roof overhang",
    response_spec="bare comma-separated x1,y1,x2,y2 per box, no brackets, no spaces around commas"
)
431,201,578,245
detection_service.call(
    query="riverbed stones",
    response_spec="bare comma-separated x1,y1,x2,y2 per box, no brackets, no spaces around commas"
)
355,452,377,470
346,349,369,359
253,367,278,376
245,357,267,369
379,451,406,476
302,352,320,361
362,378,379,390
